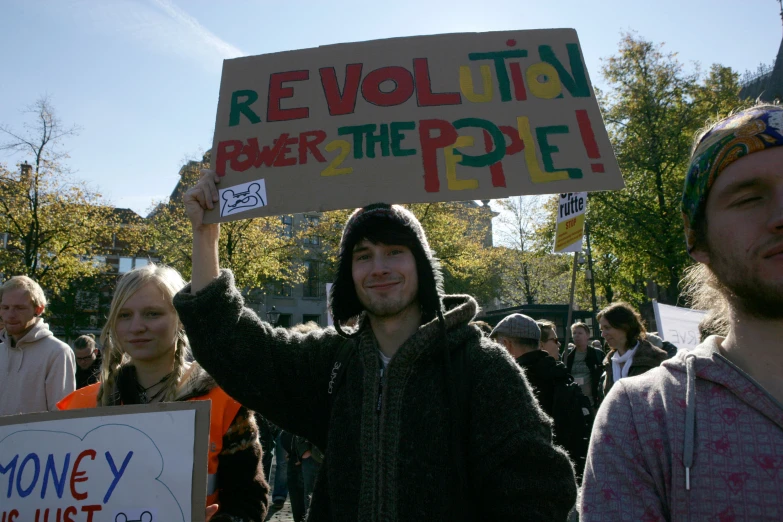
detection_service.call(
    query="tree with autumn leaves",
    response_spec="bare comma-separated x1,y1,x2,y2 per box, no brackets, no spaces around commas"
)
494,196,592,309
145,152,308,292
0,98,149,337
1,33,755,328
502,33,750,312
0,98,136,296
586,33,750,307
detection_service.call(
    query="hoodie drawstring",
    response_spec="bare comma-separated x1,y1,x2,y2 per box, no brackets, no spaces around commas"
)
3,337,26,374
684,354,697,491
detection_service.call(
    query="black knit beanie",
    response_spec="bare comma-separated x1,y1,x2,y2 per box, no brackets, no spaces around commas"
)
329,203,444,330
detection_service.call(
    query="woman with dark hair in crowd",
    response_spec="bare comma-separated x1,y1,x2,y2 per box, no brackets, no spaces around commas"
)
597,302,667,398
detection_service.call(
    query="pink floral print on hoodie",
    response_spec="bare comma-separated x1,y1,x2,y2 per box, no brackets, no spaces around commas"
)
580,336,783,521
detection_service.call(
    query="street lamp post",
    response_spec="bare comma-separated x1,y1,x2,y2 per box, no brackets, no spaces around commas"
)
564,252,585,351
585,221,599,332
266,306,281,326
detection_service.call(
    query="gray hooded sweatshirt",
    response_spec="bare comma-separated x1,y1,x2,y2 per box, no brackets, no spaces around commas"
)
0,319,75,415
581,336,783,521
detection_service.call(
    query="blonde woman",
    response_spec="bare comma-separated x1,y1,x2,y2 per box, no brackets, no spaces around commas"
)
58,264,268,522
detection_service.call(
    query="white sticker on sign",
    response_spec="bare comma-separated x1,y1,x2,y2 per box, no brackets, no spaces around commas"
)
220,179,267,217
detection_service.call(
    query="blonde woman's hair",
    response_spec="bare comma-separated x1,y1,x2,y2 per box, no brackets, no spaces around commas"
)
1,275,47,310
97,263,191,406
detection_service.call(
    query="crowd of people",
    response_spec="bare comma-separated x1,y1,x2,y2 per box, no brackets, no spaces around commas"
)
1,104,782,520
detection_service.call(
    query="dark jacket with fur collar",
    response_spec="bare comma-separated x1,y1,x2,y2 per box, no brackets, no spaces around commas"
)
601,339,668,397
174,270,576,522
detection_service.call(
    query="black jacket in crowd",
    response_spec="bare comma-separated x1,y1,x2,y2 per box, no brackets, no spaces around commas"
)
75,351,102,389
515,350,569,418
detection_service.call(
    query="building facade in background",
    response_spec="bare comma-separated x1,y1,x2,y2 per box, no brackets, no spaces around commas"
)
739,8,783,102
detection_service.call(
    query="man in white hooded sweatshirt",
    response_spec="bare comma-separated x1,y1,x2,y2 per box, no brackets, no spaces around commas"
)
580,104,783,520
0,276,75,415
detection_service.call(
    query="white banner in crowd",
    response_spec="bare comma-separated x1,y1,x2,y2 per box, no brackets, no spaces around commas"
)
652,300,706,351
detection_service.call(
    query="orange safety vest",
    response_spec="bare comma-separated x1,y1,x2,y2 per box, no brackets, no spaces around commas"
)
58,382,241,506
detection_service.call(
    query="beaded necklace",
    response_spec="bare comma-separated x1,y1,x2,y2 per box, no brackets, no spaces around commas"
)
135,373,172,404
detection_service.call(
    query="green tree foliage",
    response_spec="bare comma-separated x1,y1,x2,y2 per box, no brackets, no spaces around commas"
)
496,196,593,309
409,202,502,306
0,98,129,296
587,33,749,306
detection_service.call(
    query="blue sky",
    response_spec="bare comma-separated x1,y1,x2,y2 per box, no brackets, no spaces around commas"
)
0,0,780,216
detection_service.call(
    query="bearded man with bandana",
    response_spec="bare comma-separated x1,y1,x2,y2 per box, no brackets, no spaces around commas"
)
580,104,783,520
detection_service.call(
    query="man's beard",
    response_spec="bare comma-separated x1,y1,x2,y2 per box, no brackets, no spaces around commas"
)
708,243,783,320
361,293,419,319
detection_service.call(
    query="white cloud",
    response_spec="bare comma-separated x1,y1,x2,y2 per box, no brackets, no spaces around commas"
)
66,0,244,71
148,0,244,60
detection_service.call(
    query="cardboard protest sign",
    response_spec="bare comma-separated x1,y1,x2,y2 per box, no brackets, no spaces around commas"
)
0,402,210,522
206,29,624,223
653,300,707,351
554,192,586,252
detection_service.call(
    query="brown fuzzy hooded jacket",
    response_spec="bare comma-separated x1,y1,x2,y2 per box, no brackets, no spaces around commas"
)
173,270,577,522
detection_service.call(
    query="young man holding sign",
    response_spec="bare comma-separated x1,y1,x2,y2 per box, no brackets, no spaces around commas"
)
174,171,577,521
581,105,783,519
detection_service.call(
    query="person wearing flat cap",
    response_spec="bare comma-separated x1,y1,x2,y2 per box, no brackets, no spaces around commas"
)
491,314,564,416
490,314,588,476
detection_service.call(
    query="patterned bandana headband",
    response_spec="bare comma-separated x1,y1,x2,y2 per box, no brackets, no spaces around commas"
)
682,105,783,253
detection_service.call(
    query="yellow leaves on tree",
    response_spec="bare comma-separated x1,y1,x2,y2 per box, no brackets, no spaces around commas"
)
0,98,128,296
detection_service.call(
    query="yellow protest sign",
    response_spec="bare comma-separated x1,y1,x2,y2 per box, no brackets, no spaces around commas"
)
554,192,586,252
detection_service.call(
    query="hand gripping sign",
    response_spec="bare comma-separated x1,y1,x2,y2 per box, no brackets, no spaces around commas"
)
205,29,624,223
0,402,210,522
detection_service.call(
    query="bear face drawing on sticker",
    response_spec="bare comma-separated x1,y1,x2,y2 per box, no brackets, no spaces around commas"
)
221,183,265,216
115,512,153,522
